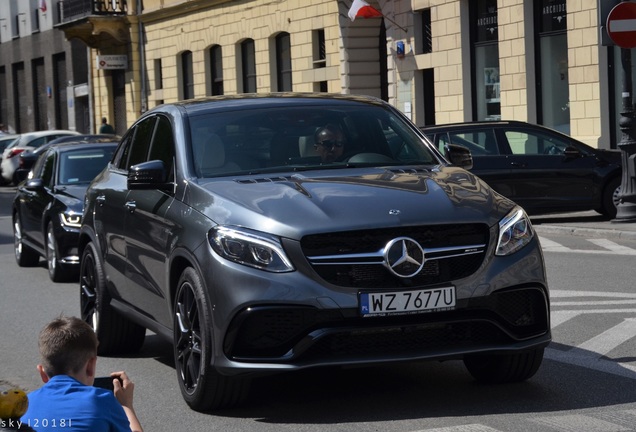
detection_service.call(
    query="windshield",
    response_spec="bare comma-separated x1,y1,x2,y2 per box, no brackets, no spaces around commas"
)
58,147,115,185
188,105,439,178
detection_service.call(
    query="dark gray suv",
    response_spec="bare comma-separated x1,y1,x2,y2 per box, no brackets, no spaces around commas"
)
79,93,551,411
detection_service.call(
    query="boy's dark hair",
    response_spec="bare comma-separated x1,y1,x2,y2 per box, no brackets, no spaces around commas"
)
38,316,98,377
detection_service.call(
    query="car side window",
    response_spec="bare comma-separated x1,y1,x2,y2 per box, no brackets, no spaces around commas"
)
114,132,134,170
40,152,55,188
448,130,498,156
127,117,157,168
148,115,175,182
29,137,47,149
505,130,570,155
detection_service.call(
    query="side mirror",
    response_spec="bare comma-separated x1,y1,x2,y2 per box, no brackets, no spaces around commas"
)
128,160,170,190
444,143,473,170
24,178,44,190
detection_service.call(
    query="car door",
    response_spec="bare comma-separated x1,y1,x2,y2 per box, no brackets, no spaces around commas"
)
20,149,56,251
499,126,597,212
428,127,516,198
93,132,136,295
122,115,176,327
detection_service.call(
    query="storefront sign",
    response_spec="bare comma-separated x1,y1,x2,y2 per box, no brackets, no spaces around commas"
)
96,55,128,70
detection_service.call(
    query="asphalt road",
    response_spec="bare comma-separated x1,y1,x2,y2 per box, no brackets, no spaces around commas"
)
2,186,636,432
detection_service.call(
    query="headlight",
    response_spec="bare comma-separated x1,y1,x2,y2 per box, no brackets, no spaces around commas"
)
60,212,82,228
496,206,534,256
209,226,294,272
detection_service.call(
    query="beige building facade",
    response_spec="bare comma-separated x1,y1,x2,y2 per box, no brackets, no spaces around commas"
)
79,0,626,149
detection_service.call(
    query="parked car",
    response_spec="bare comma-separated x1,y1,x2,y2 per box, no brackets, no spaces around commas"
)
0,135,19,185
14,134,120,184
1,130,80,185
13,141,118,282
421,120,622,218
79,93,551,411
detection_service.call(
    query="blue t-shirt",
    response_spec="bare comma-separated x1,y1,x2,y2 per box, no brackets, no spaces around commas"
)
21,375,131,432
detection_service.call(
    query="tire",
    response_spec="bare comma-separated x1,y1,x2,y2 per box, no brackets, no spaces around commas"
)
13,214,39,267
79,242,145,355
463,347,544,384
173,267,250,411
47,222,72,282
598,177,621,219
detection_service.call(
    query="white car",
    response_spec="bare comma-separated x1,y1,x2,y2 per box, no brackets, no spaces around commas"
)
1,130,80,185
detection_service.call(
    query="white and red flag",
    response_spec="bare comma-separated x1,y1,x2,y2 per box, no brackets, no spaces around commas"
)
348,0,382,21
40,0,47,12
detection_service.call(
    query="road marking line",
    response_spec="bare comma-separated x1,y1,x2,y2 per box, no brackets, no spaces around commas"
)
550,290,636,299
539,237,572,252
587,238,636,255
550,310,581,327
552,300,636,306
576,318,636,357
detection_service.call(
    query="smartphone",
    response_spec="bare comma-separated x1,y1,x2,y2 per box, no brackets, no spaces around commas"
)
93,376,116,391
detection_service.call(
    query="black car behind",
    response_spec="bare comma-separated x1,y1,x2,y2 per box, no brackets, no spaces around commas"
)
422,120,622,217
13,141,118,281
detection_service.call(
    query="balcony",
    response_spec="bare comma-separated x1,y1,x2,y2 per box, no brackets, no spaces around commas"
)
56,0,130,48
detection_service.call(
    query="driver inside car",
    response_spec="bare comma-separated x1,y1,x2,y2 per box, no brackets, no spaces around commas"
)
314,123,347,163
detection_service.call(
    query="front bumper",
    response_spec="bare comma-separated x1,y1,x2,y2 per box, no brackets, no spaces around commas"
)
221,285,550,369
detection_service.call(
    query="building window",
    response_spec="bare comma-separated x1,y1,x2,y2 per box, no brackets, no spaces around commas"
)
240,39,256,93
535,0,569,134
181,50,194,100
275,33,292,91
209,45,223,95
313,29,326,68
418,9,432,54
471,0,500,121
154,59,163,90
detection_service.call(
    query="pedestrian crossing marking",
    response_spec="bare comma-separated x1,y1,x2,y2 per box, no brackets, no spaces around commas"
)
539,236,636,255
576,318,636,357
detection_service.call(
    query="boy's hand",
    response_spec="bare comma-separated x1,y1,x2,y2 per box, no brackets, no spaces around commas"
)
111,371,135,409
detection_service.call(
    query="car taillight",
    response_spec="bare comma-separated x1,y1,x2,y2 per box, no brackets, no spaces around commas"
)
7,149,24,159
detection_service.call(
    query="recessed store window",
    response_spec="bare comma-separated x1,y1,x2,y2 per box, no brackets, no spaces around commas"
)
471,0,500,121
275,33,292,91
313,29,326,69
180,50,194,100
535,0,569,134
209,45,223,96
240,39,256,93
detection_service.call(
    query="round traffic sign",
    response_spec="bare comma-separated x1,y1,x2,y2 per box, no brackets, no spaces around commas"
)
607,2,636,49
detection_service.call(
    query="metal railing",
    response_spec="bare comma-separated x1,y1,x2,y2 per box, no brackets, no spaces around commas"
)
61,0,127,23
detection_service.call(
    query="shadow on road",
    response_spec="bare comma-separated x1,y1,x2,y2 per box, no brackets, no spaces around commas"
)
129,333,636,424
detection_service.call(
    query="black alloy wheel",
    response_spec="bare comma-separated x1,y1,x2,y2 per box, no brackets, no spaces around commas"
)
80,242,145,355
13,214,39,267
173,267,249,411
47,221,71,282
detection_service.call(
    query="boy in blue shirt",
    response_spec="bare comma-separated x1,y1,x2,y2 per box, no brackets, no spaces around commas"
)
21,316,143,432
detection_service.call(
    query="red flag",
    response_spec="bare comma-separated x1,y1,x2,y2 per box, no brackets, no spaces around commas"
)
40,0,47,12
348,0,382,22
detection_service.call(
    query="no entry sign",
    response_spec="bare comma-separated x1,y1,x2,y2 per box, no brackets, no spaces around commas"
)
607,2,636,49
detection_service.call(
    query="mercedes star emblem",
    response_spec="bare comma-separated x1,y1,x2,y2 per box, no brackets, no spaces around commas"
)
383,237,425,278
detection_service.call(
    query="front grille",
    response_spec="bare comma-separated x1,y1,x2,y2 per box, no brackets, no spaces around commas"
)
301,224,489,288
225,287,549,361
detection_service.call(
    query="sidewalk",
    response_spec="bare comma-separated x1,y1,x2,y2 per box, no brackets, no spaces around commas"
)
531,211,636,241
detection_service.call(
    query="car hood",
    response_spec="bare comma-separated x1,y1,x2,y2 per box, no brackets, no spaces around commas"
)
54,185,88,213
191,166,514,239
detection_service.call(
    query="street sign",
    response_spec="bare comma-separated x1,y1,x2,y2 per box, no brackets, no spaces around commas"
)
607,1,636,49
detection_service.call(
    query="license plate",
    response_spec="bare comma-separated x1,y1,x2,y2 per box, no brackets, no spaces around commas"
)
360,286,456,316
